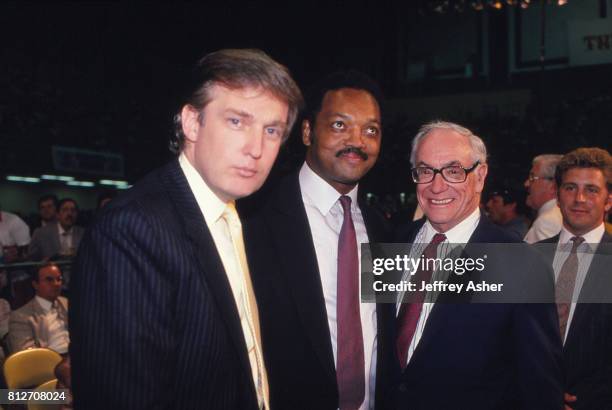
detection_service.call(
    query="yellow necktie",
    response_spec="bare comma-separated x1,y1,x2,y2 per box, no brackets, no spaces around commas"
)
222,202,269,409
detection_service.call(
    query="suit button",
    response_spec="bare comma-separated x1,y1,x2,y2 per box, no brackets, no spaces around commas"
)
398,383,407,392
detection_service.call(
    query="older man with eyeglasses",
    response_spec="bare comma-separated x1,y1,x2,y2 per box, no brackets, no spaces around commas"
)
524,154,564,243
391,121,563,410
8,263,69,354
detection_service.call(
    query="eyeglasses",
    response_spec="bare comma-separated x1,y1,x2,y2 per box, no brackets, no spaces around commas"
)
527,174,553,183
42,275,63,283
411,161,480,184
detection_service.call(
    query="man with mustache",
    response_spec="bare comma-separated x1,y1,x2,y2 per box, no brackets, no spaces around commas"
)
29,198,84,260
243,71,393,410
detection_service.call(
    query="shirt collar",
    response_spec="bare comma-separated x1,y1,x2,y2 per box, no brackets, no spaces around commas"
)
179,153,228,228
423,206,481,243
57,222,71,235
558,223,605,251
299,162,359,215
35,296,53,312
539,198,558,215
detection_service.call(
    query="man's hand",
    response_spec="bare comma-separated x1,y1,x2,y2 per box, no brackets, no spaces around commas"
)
564,392,577,410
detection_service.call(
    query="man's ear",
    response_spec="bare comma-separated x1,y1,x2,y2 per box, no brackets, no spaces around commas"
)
605,191,612,213
181,105,201,143
475,163,488,193
302,119,312,147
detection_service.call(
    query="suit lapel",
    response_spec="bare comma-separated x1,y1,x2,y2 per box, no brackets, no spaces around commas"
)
404,217,499,370
159,160,253,383
267,174,337,385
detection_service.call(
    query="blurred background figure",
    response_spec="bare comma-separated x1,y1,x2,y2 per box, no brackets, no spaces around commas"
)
485,188,529,240
0,205,30,265
524,154,563,243
8,263,69,355
0,297,11,364
29,198,84,261
31,194,59,235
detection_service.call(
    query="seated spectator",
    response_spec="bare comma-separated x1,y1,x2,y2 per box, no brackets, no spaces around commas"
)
485,188,529,240
32,194,59,234
0,298,10,362
0,206,31,264
29,198,84,261
8,263,69,355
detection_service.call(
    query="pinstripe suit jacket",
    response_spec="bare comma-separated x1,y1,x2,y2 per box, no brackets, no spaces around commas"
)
70,160,260,410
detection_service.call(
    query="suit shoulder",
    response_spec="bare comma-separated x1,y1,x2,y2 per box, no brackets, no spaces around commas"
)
31,223,54,238
11,299,36,319
59,296,68,309
93,163,181,229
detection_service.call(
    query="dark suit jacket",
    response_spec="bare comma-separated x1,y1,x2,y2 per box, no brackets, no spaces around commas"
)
242,172,395,410
28,222,84,261
70,160,260,410
388,216,564,410
539,231,612,410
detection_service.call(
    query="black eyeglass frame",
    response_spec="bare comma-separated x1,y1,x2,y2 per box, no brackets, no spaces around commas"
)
411,161,481,184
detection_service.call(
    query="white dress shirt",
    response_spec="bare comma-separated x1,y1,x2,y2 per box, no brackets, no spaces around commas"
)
553,223,605,343
524,199,563,243
398,207,481,366
36,296,69,354
299,162,377,410
57,223,74,255
0,211,31,258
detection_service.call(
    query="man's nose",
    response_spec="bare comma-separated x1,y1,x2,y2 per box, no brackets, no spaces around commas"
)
430,172,448,193
346,127,365,148
244,128,264,159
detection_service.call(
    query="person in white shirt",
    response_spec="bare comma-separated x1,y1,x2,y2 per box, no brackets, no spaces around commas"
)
8,263,69,354
0,209,31,263
524,154,563,243
539,147,612,410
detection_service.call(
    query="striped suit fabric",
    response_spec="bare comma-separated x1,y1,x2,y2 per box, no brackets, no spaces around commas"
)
70,159,260,410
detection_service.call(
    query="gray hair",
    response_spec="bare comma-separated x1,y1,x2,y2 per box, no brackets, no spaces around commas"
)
532,154,563,179
410,120,487,167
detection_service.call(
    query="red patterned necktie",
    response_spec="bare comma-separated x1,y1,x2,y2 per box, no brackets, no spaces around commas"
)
336,195,365,410
556,236,584,339
396,232,446,367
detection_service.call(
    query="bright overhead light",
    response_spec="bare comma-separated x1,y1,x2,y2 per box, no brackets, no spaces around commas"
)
116,185,132,190
41,174,75,181
99,179,129,187
67,181,95,188
6,175,41,183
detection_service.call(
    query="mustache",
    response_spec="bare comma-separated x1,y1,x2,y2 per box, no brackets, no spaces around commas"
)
335,146,368,160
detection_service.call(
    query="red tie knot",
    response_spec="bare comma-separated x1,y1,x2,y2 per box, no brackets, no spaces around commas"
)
431,233,447,246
